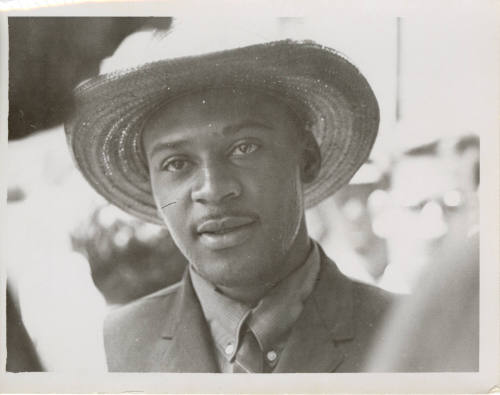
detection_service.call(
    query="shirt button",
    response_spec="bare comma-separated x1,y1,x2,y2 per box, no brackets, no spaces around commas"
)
266,350,278,362
225,343,235,355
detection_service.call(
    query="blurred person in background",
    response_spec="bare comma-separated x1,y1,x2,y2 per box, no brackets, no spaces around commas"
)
71,204,187,306
7,17,183,372
6,286,43,372
6,127,108,371
376,133,479,294
364,132,479,371
307,160,389,285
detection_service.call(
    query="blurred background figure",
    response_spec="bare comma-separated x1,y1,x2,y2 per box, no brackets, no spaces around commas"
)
364,132,479,371
8,17,171,140
6,17,183,371
307,160,390,285
375,133,479,294
71,204,187,306
6,286,43,372
7,127,109,371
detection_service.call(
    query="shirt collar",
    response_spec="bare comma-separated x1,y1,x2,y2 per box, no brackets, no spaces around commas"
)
189,267,249,360
190,240,321,360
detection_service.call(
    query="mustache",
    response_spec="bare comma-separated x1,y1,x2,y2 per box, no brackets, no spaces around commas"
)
159,201,260,225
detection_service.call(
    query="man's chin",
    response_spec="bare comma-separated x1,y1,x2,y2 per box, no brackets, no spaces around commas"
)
191,257,275,287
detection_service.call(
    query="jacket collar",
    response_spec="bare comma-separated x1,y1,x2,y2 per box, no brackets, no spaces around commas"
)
274,247,354,372
160,270,219,372
313,247,355,341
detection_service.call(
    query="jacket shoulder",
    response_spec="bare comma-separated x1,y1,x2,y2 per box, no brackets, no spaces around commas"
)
351,279,396,315
321,252,396,308
104,281,182,371
321,252,398,332
106,281,181,327
317,254,402,372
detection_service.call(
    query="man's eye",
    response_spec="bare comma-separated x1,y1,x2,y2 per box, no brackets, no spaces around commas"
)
161,159,190,172
231,142,260,156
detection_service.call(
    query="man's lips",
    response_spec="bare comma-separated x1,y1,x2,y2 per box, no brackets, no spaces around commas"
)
195,214,259,250
196,216,257,235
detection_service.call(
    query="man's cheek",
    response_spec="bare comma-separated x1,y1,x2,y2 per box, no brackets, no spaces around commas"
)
164,209,184,234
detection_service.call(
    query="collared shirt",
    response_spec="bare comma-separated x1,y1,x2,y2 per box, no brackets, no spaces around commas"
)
189,241,320,372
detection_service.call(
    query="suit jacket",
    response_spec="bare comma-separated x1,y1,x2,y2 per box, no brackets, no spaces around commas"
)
104,249,395,372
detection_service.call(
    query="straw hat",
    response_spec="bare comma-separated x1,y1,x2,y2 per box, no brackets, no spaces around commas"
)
65,18,379,225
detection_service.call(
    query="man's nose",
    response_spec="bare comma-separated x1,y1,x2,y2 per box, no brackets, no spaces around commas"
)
191,163,242,204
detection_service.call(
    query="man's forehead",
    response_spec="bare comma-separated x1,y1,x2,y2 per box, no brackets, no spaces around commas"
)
142,88,303,147
151,88,297,118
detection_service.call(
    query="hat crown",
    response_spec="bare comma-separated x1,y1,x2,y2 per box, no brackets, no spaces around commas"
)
100,18,311,75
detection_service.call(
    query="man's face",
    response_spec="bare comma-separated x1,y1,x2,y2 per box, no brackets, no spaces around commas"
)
142,89,315,289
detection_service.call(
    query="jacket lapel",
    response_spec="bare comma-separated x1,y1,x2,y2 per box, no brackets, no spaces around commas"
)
157,270,219,372
274,249,355,373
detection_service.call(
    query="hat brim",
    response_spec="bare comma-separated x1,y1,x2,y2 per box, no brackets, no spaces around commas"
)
65,40,379,225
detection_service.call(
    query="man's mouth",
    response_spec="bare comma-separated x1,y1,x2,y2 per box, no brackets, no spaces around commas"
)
197,216,256,234
196,215,258,250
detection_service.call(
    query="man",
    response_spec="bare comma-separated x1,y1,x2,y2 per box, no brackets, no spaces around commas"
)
65,19,393,372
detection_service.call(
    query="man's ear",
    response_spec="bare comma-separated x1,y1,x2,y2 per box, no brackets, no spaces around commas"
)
300,131,321,184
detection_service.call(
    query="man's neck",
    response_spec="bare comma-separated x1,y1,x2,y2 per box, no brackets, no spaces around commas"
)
213,238,313,306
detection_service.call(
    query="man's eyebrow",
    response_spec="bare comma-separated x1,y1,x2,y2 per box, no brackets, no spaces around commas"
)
149,140,188,157
221,120,274,136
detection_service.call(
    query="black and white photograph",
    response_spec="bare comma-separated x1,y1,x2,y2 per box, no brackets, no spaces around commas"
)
1,2,499,393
